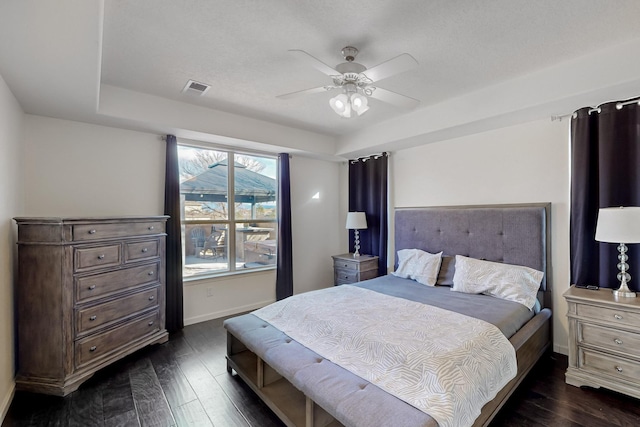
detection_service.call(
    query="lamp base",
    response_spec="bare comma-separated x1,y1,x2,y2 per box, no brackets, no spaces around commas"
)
613,288,637,298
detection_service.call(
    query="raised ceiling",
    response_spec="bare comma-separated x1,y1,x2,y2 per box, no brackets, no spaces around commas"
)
2,0,640,157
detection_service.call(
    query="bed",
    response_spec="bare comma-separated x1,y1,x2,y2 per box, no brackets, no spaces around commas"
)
224,204,552,427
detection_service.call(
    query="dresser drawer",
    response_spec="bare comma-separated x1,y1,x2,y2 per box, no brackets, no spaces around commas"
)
580,322,640,355
76,287,159,335
125,239,159,263
577,304,640,329
73,221,164,242
76,263,159,302
74,244,121,272
75,311,160,368
580,348,640,384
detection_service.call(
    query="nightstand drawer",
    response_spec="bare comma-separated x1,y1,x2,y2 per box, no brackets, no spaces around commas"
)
580,323,640,355
580,348,640,384
578,304,640,329
335,269,358,283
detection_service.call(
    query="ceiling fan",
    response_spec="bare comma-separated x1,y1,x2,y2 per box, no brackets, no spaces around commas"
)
277,46,420,118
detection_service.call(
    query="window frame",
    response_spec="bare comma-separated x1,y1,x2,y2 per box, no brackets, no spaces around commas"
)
178,141,278,281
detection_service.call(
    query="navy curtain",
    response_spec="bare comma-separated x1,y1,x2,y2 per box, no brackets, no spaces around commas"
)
276,153,293,300
348,153,388,276
164,135,184,331
570,101,640,290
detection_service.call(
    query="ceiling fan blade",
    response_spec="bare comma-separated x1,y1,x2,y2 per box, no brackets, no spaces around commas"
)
289,49,341,77
368,87,420,109
277,85,338,99
361,53,418,82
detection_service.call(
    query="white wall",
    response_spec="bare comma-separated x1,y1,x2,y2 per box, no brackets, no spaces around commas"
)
0,74,24,421
23,116,165,216
391,118,571,355
21,115,343,326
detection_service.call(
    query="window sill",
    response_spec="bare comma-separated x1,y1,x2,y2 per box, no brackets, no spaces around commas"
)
183,265,276,285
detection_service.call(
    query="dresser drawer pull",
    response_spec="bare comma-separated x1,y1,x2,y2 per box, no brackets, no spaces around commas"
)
148,321,154,326
148,226,155,231
614,338,623,345
148,271,154,276
89,315,97,321
88,285,96,290
148,295,155,301
142,248,148,253
89,346,97,352
88,229,96,234
615,366,623,373
97,254,105,260
343,263,348,267
614,314,623,320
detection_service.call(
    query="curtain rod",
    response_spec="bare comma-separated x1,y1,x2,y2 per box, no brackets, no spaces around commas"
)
551,95,640,122
350,152,389,164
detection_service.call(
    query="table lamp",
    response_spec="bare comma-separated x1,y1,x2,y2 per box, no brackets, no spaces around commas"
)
346,212,367,257
595,206,640,298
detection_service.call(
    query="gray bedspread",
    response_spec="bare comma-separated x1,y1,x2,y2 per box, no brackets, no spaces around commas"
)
224,275,535,427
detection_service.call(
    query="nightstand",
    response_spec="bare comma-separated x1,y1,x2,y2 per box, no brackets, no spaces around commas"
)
564,285,640,399
332,253,379,285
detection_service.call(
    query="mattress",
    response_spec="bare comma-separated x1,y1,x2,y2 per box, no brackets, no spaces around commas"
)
224,275,536,427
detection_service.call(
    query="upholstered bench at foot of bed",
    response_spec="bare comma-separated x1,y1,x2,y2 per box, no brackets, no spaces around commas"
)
224,313,438,427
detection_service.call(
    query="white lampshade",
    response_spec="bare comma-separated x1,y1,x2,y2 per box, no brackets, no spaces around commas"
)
350,93,369,116
330,94,351,118
595,206,640,243
346,212,367,230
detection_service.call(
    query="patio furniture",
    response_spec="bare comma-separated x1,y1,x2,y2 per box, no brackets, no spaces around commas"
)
190,227,207,257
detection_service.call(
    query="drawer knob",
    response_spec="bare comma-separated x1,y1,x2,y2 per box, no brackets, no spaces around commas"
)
615,366,623,373
148,271,154,276
149,295,155,301
88,285,96,290
148,321,154,326
343,263,348,267
90,346,97,352
88,229,96,234
142,248,148,253
614,338,623,345
148,226,155,230
614,314,623,320
97,254,105,260
89,315,97,321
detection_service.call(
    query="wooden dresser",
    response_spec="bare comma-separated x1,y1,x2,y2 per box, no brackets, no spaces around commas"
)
565,285,640,399
332,253,379,285
14,216,169,396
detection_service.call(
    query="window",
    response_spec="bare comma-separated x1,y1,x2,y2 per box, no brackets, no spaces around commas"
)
178,145,278,278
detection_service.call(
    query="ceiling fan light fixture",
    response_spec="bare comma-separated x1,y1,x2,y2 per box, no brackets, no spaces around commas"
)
350,93,369,116
330,93,351,117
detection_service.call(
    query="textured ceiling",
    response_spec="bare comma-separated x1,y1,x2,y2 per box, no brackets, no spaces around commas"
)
101,0,640,137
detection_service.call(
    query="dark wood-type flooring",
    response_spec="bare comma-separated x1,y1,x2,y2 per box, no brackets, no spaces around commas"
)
3,316,640,427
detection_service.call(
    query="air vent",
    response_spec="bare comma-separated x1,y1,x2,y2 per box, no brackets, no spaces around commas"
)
182,80,211,96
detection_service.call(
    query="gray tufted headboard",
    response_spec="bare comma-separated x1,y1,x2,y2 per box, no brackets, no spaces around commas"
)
394,203,551,306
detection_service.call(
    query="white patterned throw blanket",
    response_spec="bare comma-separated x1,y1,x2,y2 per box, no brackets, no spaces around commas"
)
253,285,516,427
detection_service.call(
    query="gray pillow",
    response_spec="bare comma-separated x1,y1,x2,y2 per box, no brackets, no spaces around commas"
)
436,255,455,286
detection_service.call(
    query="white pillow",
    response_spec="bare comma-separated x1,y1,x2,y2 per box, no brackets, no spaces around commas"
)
392,249,443,286
451,255,543,310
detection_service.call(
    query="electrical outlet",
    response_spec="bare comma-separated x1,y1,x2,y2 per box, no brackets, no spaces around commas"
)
206,287,214,297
